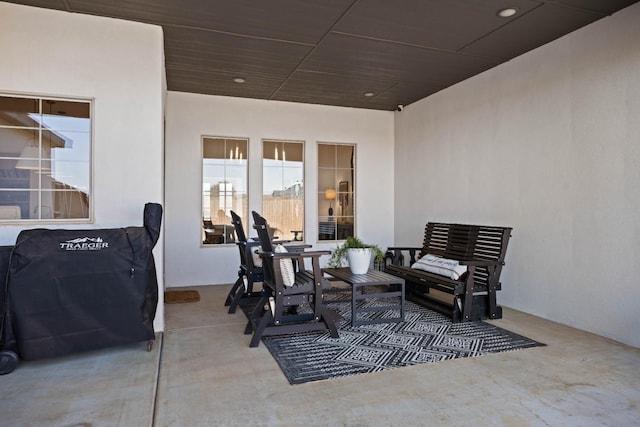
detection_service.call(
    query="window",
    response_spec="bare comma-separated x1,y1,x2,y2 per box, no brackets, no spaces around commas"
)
262,140,304,241
202,137,248,245
318,143,355,241
0,94,91,222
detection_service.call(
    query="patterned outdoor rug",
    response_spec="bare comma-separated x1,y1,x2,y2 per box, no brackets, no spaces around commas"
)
261,291,544,385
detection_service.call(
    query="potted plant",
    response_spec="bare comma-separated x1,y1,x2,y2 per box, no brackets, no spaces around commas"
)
327,236,384,274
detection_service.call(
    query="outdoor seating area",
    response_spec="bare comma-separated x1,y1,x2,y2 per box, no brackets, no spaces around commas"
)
228,211,411,346
229,215,513,348
242,211,339,347
223,211,266,313
385,222,512,322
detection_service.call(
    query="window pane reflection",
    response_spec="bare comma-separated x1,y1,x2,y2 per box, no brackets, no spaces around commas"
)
202,137,248,245
0,95,91,221
263,140,304,241
0,96,38,127
318,143,355,241
41,189,90,219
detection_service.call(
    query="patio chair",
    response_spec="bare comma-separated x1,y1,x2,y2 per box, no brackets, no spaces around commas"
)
224,211,268,314
244,211,339,347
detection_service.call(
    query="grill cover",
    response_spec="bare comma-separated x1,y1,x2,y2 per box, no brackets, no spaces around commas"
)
2,203,161,360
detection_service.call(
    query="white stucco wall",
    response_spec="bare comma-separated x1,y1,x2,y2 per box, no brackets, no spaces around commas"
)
0,2,166,330
165,92,394,287
394,3,640,348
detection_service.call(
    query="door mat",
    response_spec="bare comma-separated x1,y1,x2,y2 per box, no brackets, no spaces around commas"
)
256,291,545,385
164,290,200,304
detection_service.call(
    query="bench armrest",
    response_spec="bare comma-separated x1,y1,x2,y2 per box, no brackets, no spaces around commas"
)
386,247,421,266
458,259,502,267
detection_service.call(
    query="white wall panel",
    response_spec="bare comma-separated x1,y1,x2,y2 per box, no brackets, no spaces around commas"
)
165,93,394,287
0,2,166,330
394,3,640,348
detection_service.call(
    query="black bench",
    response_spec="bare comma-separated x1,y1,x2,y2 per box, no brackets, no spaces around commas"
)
384,222,512,322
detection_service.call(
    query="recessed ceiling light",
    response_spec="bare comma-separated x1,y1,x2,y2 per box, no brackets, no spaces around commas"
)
364,92,375,97
233,77,246,84
497,8,518,18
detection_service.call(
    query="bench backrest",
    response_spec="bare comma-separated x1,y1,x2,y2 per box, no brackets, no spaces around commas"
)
422,222,512,263
421,223,512,290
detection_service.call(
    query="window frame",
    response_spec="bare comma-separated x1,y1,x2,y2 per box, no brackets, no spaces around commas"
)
201,135,249,247
0,93,93,224
261,138,305,242
317,141,356,242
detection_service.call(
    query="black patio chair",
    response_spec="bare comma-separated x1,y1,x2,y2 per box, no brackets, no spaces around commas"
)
224,211,269,314
244,211,339,347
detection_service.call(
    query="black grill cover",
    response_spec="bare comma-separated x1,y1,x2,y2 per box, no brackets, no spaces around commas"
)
2,203,161,361
0,245,13,353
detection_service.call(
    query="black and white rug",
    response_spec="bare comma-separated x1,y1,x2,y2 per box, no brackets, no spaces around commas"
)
261,292,544,385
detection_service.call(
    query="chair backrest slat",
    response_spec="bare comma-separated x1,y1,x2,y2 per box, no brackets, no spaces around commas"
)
230,210,247,243
230,210,249,267
252,211,277,287
252,211,274,253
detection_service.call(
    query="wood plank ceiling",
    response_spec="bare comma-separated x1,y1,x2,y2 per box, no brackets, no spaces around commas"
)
6,0,639,110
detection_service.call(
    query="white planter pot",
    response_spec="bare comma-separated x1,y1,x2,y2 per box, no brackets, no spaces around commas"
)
347,248,372,274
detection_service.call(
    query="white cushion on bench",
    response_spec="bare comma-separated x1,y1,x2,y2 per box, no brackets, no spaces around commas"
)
411,254,467,280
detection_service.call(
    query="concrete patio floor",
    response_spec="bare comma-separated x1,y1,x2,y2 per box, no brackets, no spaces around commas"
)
1,284,639,426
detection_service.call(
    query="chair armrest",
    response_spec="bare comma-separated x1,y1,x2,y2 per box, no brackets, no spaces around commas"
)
283,243,312,251
271,250,330,258
251,237,291,242
246,240,307,251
